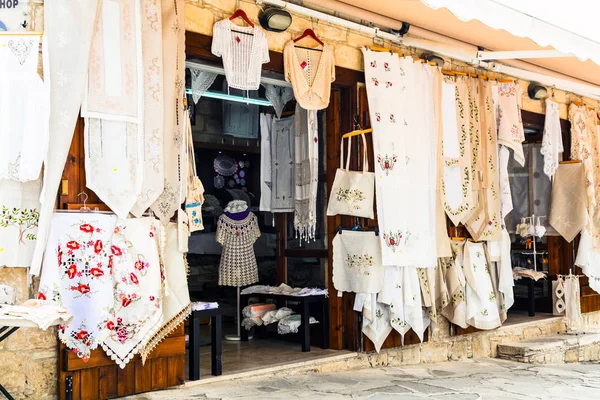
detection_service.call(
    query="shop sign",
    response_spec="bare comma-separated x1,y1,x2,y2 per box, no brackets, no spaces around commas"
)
0,0,28,32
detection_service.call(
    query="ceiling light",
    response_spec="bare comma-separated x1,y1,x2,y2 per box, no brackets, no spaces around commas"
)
528,83,548,100
259,7,292,32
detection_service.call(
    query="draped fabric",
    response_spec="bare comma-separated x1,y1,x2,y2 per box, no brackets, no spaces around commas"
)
332,231,384,294
417,263,449,333
496,83,525,166
270,116,296,212
140,223,191,363
569,104,600,251
263,84,295,119
259,113,273,212
151,0,186,224
540,99,563,179
443,242,468,329
355,292,391,353
489,228,515,313
465,79,502,241
294,104,319,241
31,0,101,276
550,163,588,242
440,77,476,227
362,49,437,268
498,145,513,221
190,68,218,104
575,230,600,295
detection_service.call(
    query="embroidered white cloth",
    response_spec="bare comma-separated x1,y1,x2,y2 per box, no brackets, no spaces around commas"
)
38,213,117,361
564,275,583,331
440,78,476,227
363,49,437,268
241,284,328,297
379,266,428,343
0,34,50,182
294,104,319,241
0,300,73,331
442,242,468,329
151,0,186,224
212,19,269,91
259,113,273,212
463,241,502,330
264,84,294,119
355,292,392,353
131,0,166,216
550,163,588,242
0,178,41,268
31,0,101,277
496,83,525,166
100,218,164,369
190,68,218,104
498,146,514,221
575,230,600,294
417,263,449,333
540,99,563,179
332,231,384,294
271,115,296,213
140,223,190,363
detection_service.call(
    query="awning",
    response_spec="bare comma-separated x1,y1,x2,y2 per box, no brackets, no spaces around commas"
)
339,0,600,86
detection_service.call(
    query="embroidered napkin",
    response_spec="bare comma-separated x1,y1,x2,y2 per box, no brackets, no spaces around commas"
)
550,163,587,242
355,292,392,353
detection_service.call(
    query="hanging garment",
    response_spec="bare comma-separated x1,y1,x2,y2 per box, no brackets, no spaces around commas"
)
465,79,502,241
380,266,429,343
332,231,384,294
100,218,164,369
498,146,513,221
189,68,218,104
440,77,476,227
463,241,502,330
354,292,392,353
294,104,319,241
270,115,296,213
259,113,273,212
284,41,335,110
575,230,600,294
38,213,117,361
489,228,515,313
211,18,269,91
540,99,563,179
327,134,375,219
0,178,41,268
569,104,600,251
363,49,437,268
441,250,468,329
131,0,166,217
417,262,450,333
31,0,101,277
263,84,295,119
564,275,583,331
496,83,525,166
0,34,50,182
151,0,186,224
550,163,587,242
216,212,260,287
140,223,191,363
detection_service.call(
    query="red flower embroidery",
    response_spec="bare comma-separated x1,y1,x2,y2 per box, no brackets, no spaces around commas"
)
377,154,398,176
80,224,94,233
372,78,379,86
94,240,103,254
90,268,104,277
370,61,377,68
106,321,115,330
77,284,90,294
57,250,62,265
37,292,46,300
122,297,132,307
77,330,89,341
67,264,77,279
66,241,80,250
130,273,139,285
111,245,122,256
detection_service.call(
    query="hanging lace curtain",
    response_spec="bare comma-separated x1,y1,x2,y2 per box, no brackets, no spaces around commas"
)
263,83,294,119
189,67,218,104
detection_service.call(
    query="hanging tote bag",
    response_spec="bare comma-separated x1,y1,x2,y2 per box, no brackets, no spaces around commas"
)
185,111,205,233
326,134,375,219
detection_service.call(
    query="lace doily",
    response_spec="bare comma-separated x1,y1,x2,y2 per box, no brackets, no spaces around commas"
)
189,68,218,104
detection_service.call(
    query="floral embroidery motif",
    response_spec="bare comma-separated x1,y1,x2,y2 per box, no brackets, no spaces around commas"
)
389,114,396,123
0,206,39,243
377,154,397,176
346,253,374,276
371,77,379,87
497,84,516,96
8,39,34,66
336,188,366,209
385,81,393,88
375,113,381,122
383,230,409,252
370,61,377,68
384,62,390,71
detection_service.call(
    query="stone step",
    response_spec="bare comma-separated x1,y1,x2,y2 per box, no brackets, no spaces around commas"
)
497,332,600,364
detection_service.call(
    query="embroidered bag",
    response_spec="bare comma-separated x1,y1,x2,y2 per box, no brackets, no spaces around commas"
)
326,134,374,219
185,111,205,233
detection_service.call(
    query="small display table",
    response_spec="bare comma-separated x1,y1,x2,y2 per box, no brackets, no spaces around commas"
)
188,308,223,380
239,293,329,352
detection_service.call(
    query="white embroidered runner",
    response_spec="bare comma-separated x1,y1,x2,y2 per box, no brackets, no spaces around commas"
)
271,115,296,213
332,231,384,294
442,241,468,329
131,0,165,217
100,218,164,368
540,99,563,179
294,104,319,241
496,83,525,166
38,213,117,361
0,179,41,268
362,49,436,268
31,0,101,276
151,0,186,224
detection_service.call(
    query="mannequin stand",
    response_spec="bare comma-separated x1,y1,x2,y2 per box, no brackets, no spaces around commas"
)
225,286,252,341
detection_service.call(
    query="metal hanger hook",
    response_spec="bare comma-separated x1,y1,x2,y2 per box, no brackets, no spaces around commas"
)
77,192,88,207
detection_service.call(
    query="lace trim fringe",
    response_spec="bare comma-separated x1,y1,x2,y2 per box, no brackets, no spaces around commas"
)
139,303,191,364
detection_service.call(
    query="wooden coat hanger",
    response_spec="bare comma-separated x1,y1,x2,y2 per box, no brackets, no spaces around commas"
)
294,29,324,51
342,128,373,139
229,9,254,28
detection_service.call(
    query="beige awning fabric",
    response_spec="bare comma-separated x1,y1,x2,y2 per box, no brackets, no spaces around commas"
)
339,0,600,86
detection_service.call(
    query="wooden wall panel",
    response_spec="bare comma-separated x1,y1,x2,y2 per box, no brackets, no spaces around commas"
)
117,363,136,398
98,366,118,399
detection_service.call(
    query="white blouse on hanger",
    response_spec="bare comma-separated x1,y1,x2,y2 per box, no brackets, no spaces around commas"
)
0,34,50,182
211,19,270,91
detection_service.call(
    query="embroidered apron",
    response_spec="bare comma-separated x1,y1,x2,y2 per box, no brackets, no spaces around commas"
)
332,231,384,294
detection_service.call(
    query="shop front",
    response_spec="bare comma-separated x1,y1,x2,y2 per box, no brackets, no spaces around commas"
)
3,1,600,400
